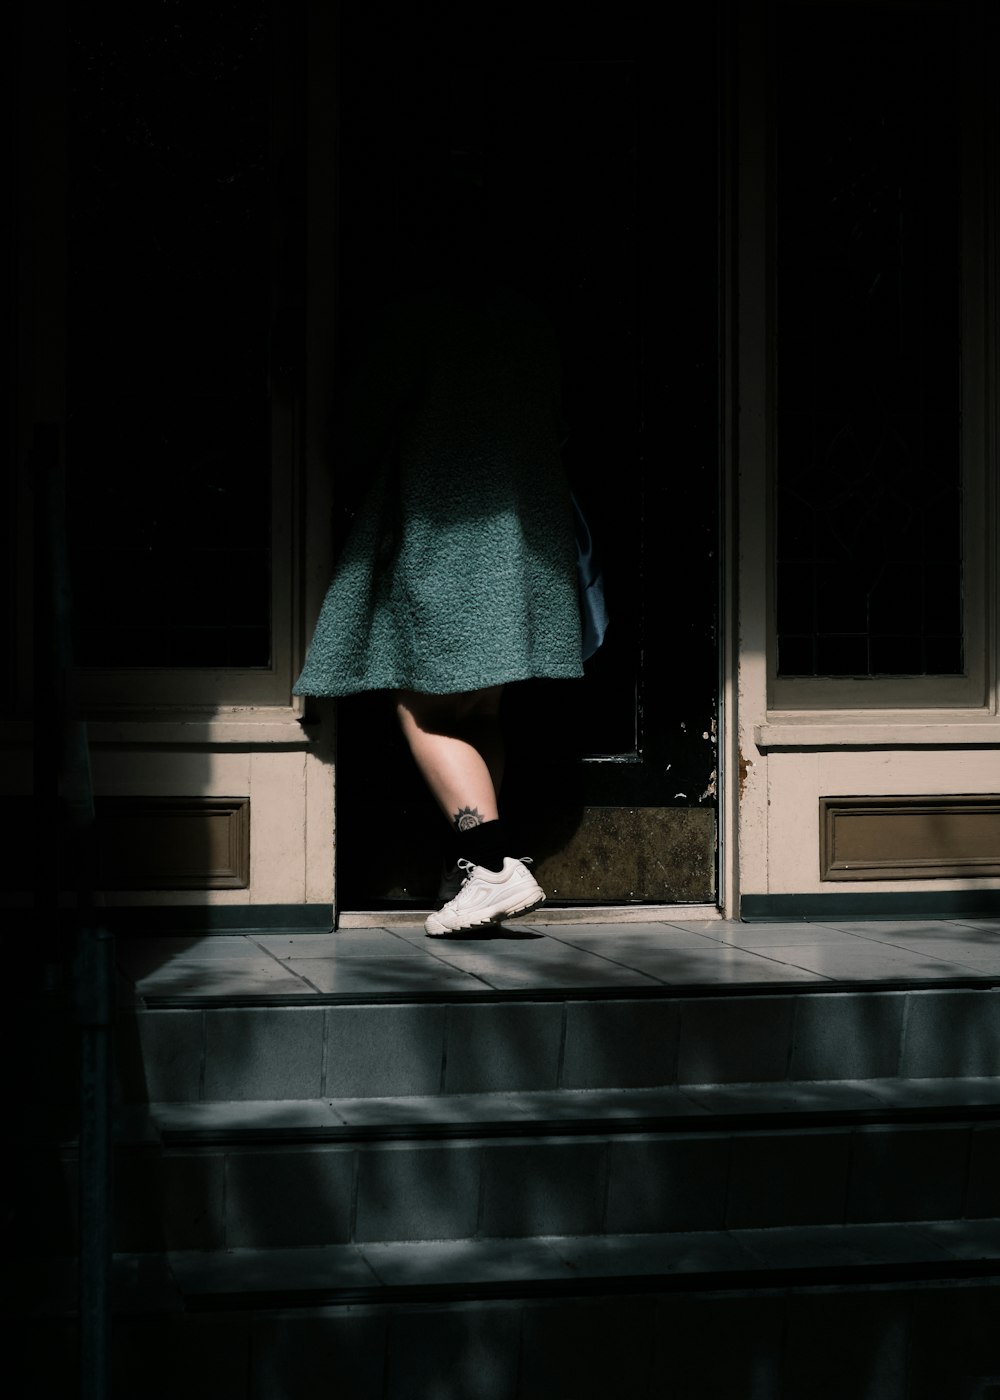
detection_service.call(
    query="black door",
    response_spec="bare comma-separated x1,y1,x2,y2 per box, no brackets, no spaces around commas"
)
334,3,720,908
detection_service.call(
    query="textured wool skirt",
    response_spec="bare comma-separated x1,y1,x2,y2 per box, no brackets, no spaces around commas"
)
293,284,585,699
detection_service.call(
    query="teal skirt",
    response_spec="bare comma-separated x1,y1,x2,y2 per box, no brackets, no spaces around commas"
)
293,285,585,698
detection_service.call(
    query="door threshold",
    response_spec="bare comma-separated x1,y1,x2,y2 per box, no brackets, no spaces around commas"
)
338,904,722,928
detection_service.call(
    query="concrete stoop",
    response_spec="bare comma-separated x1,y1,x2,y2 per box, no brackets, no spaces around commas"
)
11,975,1000,1398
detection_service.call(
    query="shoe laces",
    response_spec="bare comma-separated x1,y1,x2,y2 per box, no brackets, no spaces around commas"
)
455,856,533,881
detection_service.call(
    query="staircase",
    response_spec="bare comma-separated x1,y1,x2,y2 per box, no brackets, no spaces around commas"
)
12,918,1000,1399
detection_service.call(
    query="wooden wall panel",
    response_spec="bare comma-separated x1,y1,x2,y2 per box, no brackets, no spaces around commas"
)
95,796,250,890
820,795,1000,881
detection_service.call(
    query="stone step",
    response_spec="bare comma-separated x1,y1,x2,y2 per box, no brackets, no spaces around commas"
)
110,983,1000,1104
150,1074,1000,1143
23,1084,1000,1253
14,1228,1000,1399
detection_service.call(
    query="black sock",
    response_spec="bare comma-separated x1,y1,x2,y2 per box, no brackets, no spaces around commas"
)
441,828,462,870
457,819,507,873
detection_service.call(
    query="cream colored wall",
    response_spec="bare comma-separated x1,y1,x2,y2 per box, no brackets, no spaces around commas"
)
84,717,335,908
758,747,1000,897
4,0,341,915
730,0,1000,904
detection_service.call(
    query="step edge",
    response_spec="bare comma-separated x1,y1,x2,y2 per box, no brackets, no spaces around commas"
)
136,972,1000,1010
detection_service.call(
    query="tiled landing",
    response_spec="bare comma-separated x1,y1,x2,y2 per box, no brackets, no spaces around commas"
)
115,916,1000,1000
165,1217,1000,1307
19,916,1000,1399
28,1219,1000,1319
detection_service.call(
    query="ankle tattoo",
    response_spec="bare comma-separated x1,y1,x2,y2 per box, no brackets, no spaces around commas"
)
453,806,484,832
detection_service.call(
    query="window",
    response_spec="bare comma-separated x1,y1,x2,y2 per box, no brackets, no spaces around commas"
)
65,0,302,707
770,0,989,710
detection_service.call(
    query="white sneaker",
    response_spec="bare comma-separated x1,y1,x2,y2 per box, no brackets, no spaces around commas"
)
424,857,545,936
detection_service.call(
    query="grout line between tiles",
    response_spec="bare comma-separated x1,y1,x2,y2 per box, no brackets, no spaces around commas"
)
221,1150,229,1250
555,1002,568,1089
898,988,915,1077
439,1007,450,1094
348,1147,360,1244
197,1010,207,1103
319,1006,330,1098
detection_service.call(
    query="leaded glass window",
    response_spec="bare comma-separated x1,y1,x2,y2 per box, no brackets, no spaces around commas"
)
775,1,962,679
67,1,272,669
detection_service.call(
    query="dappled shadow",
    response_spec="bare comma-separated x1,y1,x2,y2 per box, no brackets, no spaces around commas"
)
430,925,545,944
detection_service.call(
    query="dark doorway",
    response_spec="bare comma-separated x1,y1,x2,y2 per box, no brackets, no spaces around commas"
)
334,4,720,908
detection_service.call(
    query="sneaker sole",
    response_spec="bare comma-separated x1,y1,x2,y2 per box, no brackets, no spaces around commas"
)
425,892,545,938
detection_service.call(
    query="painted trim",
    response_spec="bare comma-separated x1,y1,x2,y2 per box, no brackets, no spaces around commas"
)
740,890,1000,922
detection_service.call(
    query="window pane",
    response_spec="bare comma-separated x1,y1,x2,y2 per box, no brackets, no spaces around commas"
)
775,2,963,678
67,2,272,669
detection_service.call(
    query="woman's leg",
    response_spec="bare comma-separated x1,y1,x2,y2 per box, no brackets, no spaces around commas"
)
394,685,504,831
397,685,544,933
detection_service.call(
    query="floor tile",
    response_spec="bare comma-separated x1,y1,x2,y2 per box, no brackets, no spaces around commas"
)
253,1314,387,1400
695,924,870,948
439,954,661,990
422,936,608,966
391,922,543,946
328,1088,704,1129
735,1221,949,1269
115,918,1000,999
561,999,680,1089
681,1080,885,1116
360,1237,571,1286
789,991,906,1080
539,935,727,966
915,1217,1000,1259
150,1100,342,1133
354,1142,481,1242
420,934,560,963
443,1002,563,1093
678,996,796,1085
167,1244,377,1295
281,955,488,994
644,950,829,985
324,1002,447,1098
826,920,994,941
256,930,423,958
759,947,984,980
479,1138,609,1237
548,1229,760,1277
327,1092,528,1128
203,1006,326,1100
845,1123,970,1224
502,1086,707,1120
606,1134,729,1233
132,961,314,996
899,988,1000,1077
383,1306,518,1400
858,1076,1000,1110
542,925,724,950
877,942,1000,968
664,920,845,942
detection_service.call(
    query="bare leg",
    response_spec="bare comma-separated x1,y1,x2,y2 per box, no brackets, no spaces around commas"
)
395,686,504,830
